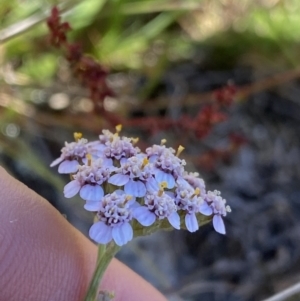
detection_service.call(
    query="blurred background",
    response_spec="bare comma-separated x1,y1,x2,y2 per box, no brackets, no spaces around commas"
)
1,0,300,300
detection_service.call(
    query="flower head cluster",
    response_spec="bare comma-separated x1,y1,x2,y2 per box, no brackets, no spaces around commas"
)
89,190,135,246
51,126,231,246
50,133,88,173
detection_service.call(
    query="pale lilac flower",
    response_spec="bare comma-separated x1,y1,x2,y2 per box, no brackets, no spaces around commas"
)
63,159,111,210
53,128,231,241
183,172,206,195
89,190,135,246
86,140,105,157
99,129,115,144
104,136,140,163
50,138,88,174
147,145,186,189
108,156,158,197
86,129,115,157
146,144,169,158
133,191,180,229
175,181,204,232
203,190,231,235
86,127,139,165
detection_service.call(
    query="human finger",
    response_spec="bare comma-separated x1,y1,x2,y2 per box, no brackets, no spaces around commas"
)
0,166,167,301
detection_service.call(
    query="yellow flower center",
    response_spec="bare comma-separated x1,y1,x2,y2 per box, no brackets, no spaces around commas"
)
176,145,185,157
158,181,167,196
160,139,167,145
86,153,92,166
73,132,83,142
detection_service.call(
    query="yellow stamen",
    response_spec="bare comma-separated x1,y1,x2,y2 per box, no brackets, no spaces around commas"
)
115,124,122,133
160,181,167,189
124,195,133,204
113,124,123,140
158,181,167,196
176,145,185,157
132,137,139,144
86,153,92,166
160,139,167,145
142,158,149,168
74,132,83,142
191,188,201,198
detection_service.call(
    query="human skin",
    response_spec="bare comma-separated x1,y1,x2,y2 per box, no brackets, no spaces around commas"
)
0,166,167,301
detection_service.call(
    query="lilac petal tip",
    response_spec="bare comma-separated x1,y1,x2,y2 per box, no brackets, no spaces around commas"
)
108,174,129,186
199,202,213,216
213,215,226,235
125,180,146,197
185,213,199,232
168,212,180,230
80,184,104,202
103,157,113,167
155,170,175,189
114,189,126,196
89,222,112,244
149,155,158,163
84,201,101,212
133,207,156,226
64,180,81,198
120,157,128,164
112,223,133,246
58,160,79,174
50,157,64,167
146,177,159,192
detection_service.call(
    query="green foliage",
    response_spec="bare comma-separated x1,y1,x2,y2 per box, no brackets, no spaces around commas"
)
2,0,300,74
19,53,58,83
67,0,107,29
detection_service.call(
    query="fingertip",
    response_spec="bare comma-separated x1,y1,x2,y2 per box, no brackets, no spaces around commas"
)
0,167,167,301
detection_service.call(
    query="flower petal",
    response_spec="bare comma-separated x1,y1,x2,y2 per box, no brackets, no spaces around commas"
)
145,177,159,192
108,174,129,186
149,155,158,163
103,157,113,167
80,184,104,202
58,160,79,174
120,157,128,165
114,189,126,196
84,201,101,212
155,170,175,189
124,180,146,197
176,177,190,187
64,180,81,198
213,215,226,234
87,142,105,154
112,223,133,246
168,212,180,230
199,202,213,216
50,157,64,167
133,207,156,226
185,213,199,232
89,222,112,244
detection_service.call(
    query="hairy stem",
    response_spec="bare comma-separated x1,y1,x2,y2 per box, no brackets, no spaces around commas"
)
83,242,120,301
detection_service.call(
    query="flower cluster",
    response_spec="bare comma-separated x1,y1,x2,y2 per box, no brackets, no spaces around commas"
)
51,127,231,246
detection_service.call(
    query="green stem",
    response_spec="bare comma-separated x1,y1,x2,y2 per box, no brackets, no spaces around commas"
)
83,242,120,301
